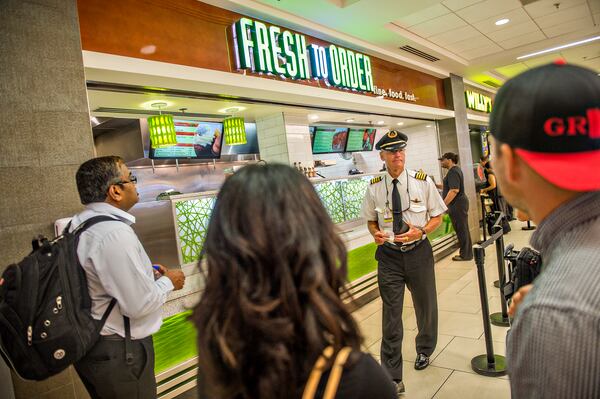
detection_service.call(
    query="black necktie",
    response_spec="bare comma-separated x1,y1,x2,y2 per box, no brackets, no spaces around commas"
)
392,178,403,234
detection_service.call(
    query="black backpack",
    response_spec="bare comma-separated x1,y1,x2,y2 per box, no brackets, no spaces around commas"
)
503,245,542,301
0,216,119,380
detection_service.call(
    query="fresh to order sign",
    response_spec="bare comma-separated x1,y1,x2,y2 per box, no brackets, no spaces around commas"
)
233,18,374,92
465,90,493,113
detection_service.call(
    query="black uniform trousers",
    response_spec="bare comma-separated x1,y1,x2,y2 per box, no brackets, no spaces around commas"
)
448,196,473,260
376,240,438,381
75,335,157,399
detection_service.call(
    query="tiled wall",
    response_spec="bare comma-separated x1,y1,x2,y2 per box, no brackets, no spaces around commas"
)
256,113,290,164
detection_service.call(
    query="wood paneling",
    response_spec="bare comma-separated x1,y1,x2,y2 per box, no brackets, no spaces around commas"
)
78,0,446,109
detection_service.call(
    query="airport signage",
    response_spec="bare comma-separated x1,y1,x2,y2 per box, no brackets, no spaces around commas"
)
465,90,493,113
233,18,374,92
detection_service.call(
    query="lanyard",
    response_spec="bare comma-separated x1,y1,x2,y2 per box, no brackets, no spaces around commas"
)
385,173,410,213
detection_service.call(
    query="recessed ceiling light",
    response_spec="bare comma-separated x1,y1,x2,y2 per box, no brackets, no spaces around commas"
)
495,18,510,26
218,106,246,113
346,118,355,123
426,125,432,128
141,100,174,109
397,122,404,126
517,35,600,60
309,114,319,120
377,120,385,125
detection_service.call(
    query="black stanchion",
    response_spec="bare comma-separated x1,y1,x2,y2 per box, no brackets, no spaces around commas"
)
480,194,487,242
489,222,510,327
471,244,507,377
522,220,536,231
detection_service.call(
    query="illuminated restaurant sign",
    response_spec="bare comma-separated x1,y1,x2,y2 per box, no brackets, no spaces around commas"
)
465,90,493,113
233,17,374,92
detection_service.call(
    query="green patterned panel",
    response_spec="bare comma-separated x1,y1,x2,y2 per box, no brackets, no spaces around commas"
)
175,197,215,264
314,181,345,224
153,311,197,374
341,178,370,221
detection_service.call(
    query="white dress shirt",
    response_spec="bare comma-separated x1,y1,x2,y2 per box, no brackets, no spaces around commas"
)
70,203,174,339
361,169,447,243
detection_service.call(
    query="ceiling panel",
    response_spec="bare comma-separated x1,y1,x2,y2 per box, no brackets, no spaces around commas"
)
523,0,587,18
392,3,450,27
455,0,522,23
472,7,534,33
541,15,595,37
494,62,530,78
441,0,484,11
461,43,504,59
594,13,600,25
497,30,547,49
446,35,498,52
559,42,600,61
486,20,543,42
427,25,482,46
522,54,565,68
408,12,467,37
534,3,590,28
591,0,600,13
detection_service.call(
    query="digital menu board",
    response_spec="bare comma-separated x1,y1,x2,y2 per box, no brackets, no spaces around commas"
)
345,128,376,152
150,120,223,159
312,127,349,154
220,123,259,155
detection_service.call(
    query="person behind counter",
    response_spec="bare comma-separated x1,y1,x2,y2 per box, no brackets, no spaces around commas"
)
192,164,396,399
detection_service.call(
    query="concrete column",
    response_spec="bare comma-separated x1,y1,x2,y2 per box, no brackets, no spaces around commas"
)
441,74,480,243
0,0,94,397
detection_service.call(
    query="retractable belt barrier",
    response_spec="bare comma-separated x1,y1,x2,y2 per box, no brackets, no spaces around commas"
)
470,212,508,377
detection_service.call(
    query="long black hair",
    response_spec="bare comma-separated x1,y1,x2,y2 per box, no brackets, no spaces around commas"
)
193,164,362,399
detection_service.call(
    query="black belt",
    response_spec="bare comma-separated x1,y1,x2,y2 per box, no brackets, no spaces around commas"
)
384,238,426,253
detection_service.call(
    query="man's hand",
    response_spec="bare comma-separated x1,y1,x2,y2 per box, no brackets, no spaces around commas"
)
373,230,388,245
163,268,186,291
395,223,423,244
508,284,533,317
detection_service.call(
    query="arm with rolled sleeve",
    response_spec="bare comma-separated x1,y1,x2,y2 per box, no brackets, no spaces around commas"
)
89,228,174,319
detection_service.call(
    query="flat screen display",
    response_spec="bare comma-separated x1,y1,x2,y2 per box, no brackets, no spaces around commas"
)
312,127,349,154
345,128,376,152
149,120,223,159
220,123,259,155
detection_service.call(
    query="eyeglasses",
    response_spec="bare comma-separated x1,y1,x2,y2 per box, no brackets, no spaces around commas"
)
112,175,138,186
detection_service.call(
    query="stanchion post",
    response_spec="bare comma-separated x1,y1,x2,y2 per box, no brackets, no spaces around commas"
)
471,244,507,376
480,194,487,242
522,220,536,231
490,224,510,327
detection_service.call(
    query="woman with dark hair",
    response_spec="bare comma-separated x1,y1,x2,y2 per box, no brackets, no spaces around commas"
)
193,164,396,399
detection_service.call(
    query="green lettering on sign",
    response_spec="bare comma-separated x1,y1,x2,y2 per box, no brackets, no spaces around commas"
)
253,21,273,73
280,30,298,79
268,26,286,75
234,18,253,69
327,45,342,86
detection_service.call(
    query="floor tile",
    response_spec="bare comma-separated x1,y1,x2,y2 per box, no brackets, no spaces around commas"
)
432,336,506,375
437,310,484,339
433,370,510,399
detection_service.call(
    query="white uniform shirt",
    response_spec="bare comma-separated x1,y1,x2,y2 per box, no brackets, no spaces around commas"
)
361,170,447,243
70,203,174,339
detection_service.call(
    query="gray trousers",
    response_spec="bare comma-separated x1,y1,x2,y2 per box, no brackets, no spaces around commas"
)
75,335,157,399
448,196,473,260
376,240,438,381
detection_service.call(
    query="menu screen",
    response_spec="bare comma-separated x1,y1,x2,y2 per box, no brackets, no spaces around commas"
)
221,123,259,155
312,127,349,154
150,120,223,159
345,128,376,152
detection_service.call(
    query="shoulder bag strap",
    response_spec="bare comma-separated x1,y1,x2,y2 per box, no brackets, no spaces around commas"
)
302,346,353,399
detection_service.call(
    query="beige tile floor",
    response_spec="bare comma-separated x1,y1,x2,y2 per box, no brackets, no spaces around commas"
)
354,220,535,398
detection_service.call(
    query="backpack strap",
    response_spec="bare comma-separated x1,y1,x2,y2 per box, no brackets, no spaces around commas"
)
302,346,353,399
123,316,133,365
72,215,123,236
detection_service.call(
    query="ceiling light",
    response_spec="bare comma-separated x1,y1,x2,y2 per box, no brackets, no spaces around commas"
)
218,106,246,114
397,122,404,126
345,118,355,123
426,125,432,128
309,114,319,120
517,36,600,60
377,120,385,125
495,18,510,26
141,100,174,109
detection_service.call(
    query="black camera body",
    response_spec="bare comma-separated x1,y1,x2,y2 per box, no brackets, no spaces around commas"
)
503,244,542,301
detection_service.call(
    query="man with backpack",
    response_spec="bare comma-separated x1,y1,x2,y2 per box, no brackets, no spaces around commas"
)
489,62,600,398
71,156,185,398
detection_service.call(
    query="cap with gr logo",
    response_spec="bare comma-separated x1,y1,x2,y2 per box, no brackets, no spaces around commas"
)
489,61,600,191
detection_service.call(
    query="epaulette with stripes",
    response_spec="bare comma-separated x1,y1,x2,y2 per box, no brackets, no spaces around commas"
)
370,176,383,185
414,170,428,180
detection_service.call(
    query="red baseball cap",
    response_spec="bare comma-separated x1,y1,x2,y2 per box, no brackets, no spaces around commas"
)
489,62,600,191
